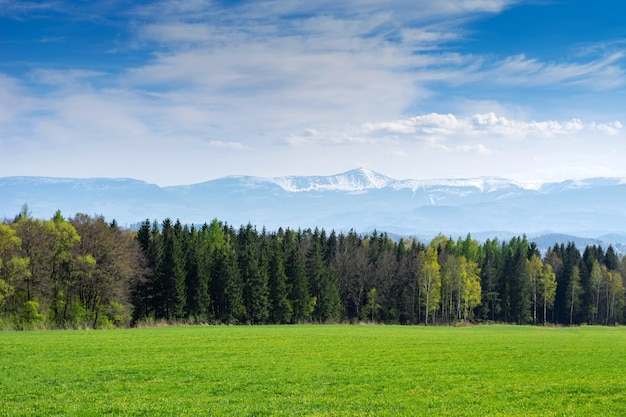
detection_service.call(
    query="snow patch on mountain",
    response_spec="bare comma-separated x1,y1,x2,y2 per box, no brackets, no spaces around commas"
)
392,177,541,194
270,168,393,192
539,177,626,193
227,169,543,195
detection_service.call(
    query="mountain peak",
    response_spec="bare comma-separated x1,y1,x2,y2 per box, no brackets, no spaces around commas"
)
335,168,392,188
270,168,392,192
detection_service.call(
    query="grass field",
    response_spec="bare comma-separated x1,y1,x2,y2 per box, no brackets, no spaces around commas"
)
1,325,625,416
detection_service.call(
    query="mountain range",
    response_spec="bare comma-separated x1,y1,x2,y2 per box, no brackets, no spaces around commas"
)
2,168,626,249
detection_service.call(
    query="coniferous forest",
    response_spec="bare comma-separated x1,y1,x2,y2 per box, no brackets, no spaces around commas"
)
0,207,624,329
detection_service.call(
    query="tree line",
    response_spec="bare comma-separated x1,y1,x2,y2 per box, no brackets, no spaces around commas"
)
0,208,624,329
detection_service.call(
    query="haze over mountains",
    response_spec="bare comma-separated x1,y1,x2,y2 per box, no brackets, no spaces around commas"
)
2,168,626,248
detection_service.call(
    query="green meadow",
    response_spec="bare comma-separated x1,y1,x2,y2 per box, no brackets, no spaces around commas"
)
1,325,625,416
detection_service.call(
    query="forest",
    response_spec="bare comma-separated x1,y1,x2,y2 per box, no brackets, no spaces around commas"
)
0,207,624,329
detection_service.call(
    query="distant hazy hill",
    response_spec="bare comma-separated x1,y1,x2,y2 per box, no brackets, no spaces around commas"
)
2,168,626,249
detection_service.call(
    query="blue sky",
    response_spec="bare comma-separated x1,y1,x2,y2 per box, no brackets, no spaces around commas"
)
1,0,625,186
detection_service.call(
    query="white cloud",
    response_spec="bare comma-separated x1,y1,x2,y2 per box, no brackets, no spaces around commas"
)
469,113,586,139
365,113,466,137
484,53,626,90
379,112,621,141
590,121,623,136
289,112,624,152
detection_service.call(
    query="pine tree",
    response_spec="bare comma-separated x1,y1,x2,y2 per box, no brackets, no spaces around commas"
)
159,219,187,320
480,239,502,321
267,237,292,324
196,226,213,321
604,246,619,271
131,220,152,322
237,225,269,324
556,243,582,324
317,266,341,323
285,231,311,323
220,238,245,323
185,226,211,323
503,237,531,324
305,237,324,322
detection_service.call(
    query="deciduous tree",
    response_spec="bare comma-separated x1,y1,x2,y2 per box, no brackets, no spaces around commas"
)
420,245,441,324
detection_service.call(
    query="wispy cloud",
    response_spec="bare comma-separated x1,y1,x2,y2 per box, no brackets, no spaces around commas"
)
0,74,33,132
485,52,626,89
0,0,62,17
117,0,530,144
29,69,104,87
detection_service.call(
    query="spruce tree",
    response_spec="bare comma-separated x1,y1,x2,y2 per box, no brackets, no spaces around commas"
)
318,266,341,322
480,239,502,321
555,243,582,324
148,220,165,319
185,226,211,323
285,231,311,323
267,238,292,324
504,236,531,325
221,232,245,324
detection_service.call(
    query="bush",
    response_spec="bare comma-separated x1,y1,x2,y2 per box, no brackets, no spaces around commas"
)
107,301,129,327
19,300,44,330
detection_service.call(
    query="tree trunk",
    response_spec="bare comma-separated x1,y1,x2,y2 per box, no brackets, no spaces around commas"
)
533,291,537,325
570,288,575,325
425,287,430,325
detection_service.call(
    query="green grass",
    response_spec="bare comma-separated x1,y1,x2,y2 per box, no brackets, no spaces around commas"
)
1,325,625,416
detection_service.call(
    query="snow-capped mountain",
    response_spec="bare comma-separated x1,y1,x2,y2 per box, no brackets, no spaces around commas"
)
2,169,626,244
269,168,393,192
